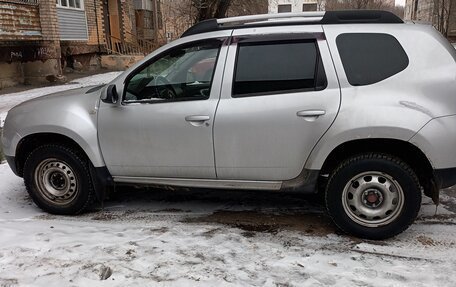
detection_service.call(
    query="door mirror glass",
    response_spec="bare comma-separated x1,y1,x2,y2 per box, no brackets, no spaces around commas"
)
124,39,222,103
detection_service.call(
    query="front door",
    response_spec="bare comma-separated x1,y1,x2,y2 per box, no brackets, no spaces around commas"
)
98,39,227,178
213,27,341,181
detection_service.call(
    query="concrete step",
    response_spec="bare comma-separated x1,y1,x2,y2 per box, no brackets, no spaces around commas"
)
100,55,144,71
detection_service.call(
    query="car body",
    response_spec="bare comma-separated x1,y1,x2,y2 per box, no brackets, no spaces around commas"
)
2,10,456,239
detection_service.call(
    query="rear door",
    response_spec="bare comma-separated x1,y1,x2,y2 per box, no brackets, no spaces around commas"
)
213,26,340,180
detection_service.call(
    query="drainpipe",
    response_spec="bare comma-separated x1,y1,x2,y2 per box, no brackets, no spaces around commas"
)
153,0,159,43
94,0,101,53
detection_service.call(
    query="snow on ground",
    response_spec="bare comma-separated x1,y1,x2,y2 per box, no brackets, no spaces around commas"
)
0,161,456,287
1,162,456,286
0,71,122,127
1,72,456,286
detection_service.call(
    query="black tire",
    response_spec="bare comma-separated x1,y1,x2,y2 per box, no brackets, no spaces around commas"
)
325,153,421,240
23,144,94,215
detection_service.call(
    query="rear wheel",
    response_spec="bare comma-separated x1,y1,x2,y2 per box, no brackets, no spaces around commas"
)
325,153,421,239
23,145,94,215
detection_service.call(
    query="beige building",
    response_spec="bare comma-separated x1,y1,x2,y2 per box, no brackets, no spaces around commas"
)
269,0,322,13
0,0,163,88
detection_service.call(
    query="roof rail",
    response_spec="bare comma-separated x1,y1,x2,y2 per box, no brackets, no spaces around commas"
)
181,10,404,38
217,11,325,25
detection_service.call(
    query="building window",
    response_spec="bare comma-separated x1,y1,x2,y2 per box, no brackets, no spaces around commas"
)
303,3,318,11
5,0,39,4
278,4,292,13
56,0,88,40
56,0,83,10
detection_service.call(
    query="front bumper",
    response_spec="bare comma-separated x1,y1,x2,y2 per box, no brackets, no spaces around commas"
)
434,167,456,189
5,155,19,176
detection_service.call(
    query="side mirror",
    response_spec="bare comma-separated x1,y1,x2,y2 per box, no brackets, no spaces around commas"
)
102,84,119,104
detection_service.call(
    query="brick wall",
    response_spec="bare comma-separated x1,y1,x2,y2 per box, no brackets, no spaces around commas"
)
60,0,105,57
38,0,60,41
0,1,41,40
121,0,137,42
136,9,155,40
84,0,105,45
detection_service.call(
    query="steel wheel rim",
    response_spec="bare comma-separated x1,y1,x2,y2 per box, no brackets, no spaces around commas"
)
34,158,79,205
341,171,404,227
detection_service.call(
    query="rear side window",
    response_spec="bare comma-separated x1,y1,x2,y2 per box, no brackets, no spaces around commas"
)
336,33,408,86
233,40,326,97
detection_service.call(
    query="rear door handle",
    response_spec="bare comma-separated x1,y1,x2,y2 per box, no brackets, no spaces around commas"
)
297,110,326,122
297,110,326,117
185,115,210,126
185,115,210,122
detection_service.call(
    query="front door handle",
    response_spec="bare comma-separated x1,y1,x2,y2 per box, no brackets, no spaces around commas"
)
185,115,210,126
297,110,326,117
297,110,326,122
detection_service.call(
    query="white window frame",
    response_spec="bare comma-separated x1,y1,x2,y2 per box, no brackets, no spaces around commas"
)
56,0,85,11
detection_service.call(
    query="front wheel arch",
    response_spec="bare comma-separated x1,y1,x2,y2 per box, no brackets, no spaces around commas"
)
15,133,110,202
23,144,95,214
16,133,94,177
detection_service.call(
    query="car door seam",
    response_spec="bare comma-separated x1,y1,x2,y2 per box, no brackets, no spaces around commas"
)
212,30,234,179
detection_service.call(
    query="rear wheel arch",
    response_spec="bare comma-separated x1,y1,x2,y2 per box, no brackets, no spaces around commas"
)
319,138,434,198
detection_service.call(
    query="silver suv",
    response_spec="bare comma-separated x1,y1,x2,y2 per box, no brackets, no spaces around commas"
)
2,11,456,239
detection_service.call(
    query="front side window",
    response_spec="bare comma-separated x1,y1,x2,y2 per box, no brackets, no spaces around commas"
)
233,40,326,97
124,40,221,103
336,33,409,86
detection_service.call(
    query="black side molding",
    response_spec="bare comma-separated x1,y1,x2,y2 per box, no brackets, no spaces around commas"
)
281,169,320,193
89,165,114,202
434,167,456,189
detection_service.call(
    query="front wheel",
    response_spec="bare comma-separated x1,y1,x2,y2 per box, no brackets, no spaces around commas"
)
325,153,421,239
23,144,95,215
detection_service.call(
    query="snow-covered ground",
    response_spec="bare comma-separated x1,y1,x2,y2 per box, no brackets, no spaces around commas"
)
1,163,456,286
1,72,456,286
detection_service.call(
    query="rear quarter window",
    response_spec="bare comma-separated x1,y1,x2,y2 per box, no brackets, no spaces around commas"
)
336,33,409,86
